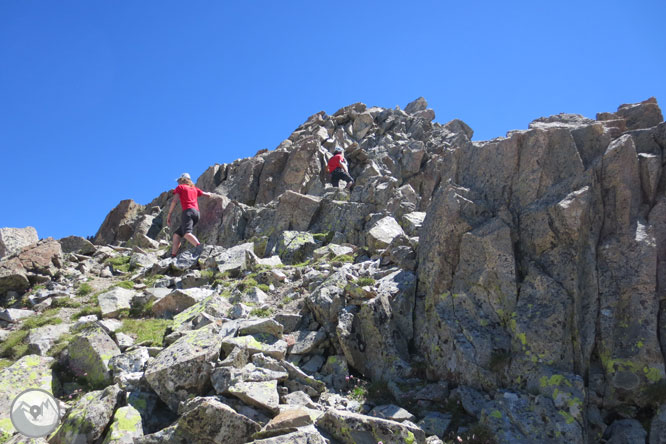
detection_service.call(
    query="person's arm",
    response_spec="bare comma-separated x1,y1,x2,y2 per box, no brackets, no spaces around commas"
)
166,197,178,226
341,157,349,173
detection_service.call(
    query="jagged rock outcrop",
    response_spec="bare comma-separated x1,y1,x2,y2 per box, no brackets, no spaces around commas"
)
0,96,664,443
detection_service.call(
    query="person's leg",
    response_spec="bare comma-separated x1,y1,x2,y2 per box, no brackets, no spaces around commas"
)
182,209,201,247
183,232,200,246
171,233,181,256
331,170,342,188
342,170,354,189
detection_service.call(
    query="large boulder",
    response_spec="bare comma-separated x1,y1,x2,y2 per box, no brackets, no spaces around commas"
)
0,226,38,258
337,270,416,381
366,216,405,252
274,190,321,232
316,409,426,444
67,326,121,388
274,231,317,265
0,257,30,294
17,238,62,277
144,324,223,411
176,396,260,444
98,287,135,318
0,355,55,439
101,405,143,444
50,384,122,444
59,235,96,255
94,199,143,245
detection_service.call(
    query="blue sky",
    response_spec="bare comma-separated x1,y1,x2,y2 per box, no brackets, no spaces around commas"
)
2,1,664,240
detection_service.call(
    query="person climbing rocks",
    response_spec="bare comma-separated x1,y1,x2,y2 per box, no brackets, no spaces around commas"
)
327,147,354,190
166,173,211,257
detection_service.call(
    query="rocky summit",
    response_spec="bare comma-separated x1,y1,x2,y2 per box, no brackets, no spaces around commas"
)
0,96,665,444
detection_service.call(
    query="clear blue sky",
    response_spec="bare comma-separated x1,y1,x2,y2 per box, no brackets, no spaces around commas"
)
2,1,664,240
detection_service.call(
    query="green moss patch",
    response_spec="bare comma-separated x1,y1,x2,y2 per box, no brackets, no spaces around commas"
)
0,330,29,359
106,255,131,273
118,319,172,347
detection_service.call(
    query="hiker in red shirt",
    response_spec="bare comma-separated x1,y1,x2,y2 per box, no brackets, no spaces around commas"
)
166,173,212,257
327,147,354,189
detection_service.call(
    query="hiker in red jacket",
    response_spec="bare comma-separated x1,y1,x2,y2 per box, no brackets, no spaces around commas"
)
327,147,354,190
166,173,212,257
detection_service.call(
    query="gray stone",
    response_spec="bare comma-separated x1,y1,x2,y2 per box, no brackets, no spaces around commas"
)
0,226,38,258
228,379,280,413
50,384,122,444
98,287,135,318
59,236,96,255
274,191,321,232
0,257,30,294
405,97,428,114
316,409,426,444
275,231,317,265
108,347,150,376
67,326,121,388
416,411,452,438
222,334,288,361
0,355,55,439
252,427,328,444
369,404,416,423
301,354,326,375
144,324,222,411
650,403,666,444
102,405,143,444
264,408,314,431
0,308,35,323
288,329,328,355
204,242,255,275
366,216,405,252
238,318,284,337
337,269,416,381
401,211,426,236
176,396,260,444
604,419,647,444
151,287,214,317
27,322,71,355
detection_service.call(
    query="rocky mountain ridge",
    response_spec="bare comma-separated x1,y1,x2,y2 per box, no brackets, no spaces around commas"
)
0,96,665,443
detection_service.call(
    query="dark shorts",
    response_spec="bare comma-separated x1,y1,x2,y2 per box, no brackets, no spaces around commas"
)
175,208,200,236
331,168,354,187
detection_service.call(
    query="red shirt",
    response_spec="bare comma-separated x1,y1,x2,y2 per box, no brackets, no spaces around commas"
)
173,184,203,211
327,154,346,173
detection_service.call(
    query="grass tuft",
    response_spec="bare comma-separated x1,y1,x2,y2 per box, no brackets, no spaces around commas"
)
76,283,94,296
118,319,172,347
249,307,273,318
114,280,135,290
73,306,102,319
0,330,29,359
106,255,131,273
332,254,354,263
355,277,375,287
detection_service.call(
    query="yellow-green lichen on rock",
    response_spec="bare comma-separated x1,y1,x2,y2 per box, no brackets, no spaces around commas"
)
0,354,55,440
101,405,143,444
49,384,121,444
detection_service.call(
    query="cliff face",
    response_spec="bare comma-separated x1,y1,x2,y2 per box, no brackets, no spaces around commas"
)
1,97,665,443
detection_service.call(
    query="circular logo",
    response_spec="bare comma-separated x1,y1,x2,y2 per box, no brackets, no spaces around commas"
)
10,389,60,438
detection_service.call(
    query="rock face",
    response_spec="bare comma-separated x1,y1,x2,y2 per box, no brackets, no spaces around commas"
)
0,97,664,444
